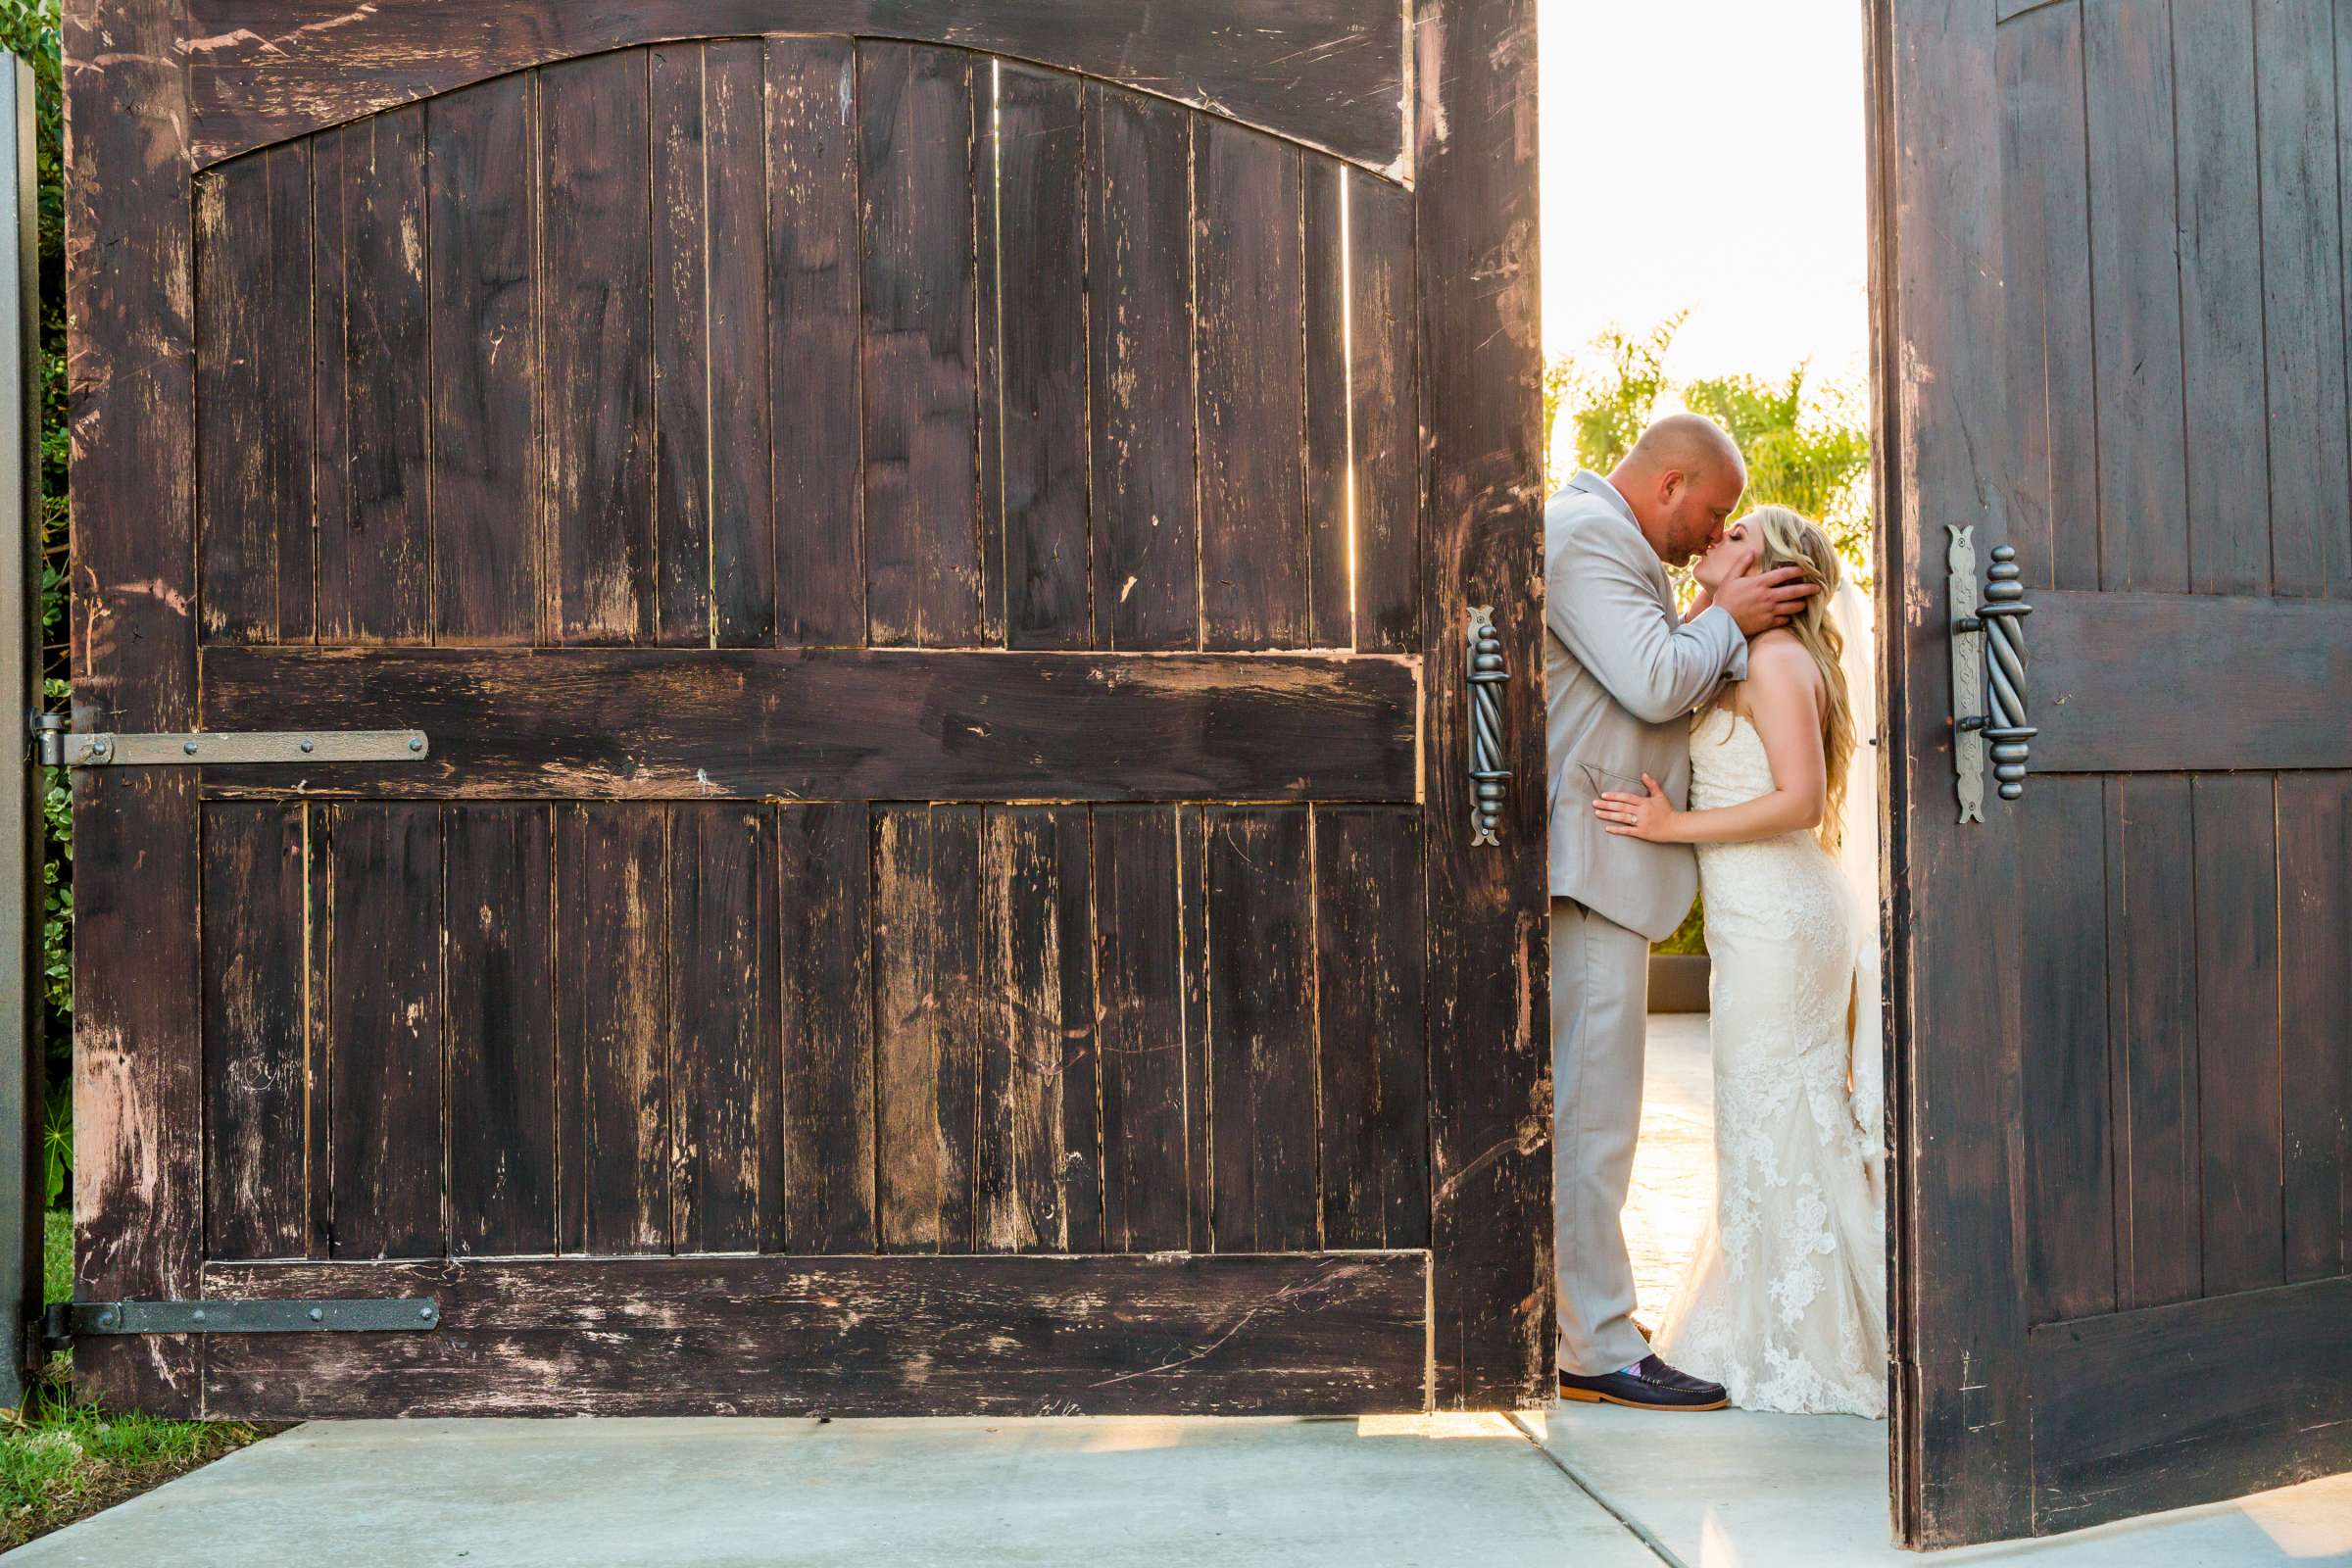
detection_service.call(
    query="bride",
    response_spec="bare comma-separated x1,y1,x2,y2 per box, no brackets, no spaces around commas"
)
1590,506,1887,1418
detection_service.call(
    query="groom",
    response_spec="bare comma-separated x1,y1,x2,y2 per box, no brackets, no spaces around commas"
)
1546,415,1814,1408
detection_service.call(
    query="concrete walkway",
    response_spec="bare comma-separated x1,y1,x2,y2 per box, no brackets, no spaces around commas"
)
12,1016,2350,1565
9,1407,2347,1566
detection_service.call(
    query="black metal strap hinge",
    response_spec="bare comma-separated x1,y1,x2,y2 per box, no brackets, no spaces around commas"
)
42,1297,441,1351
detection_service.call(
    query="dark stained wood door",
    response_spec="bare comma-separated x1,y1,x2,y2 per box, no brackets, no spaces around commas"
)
64,2,1549,1417
1875,0,2352,1544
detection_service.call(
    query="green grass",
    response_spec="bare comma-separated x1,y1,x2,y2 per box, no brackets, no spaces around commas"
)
0,1209,270,1552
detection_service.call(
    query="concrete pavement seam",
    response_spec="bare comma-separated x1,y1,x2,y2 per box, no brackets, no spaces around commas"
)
1503,1412,1690,1568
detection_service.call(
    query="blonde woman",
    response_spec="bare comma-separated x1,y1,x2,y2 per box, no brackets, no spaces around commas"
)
1590,506,1886,1417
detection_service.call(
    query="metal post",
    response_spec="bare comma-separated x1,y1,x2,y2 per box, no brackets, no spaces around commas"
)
0,54,41,1408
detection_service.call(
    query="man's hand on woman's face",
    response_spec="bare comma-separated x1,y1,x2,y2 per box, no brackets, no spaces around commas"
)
1713,564,1819,637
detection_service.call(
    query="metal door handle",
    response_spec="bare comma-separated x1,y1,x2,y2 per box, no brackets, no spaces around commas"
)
1467,606,1508,845
1947,528,2035,822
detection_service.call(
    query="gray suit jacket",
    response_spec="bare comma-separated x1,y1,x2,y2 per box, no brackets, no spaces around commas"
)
1545,470,1749,941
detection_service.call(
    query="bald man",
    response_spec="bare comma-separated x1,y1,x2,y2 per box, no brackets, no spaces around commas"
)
1545,416,1814,1409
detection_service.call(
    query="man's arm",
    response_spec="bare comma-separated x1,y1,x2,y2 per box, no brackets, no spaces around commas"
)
1547,521,1746,724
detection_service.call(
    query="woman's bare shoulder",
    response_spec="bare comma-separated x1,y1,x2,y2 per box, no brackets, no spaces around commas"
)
1747,629,1819,679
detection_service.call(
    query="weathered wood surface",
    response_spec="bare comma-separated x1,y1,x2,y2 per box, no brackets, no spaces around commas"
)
201,1251,1431,1417
766,37,865,647
1087,87,1197,652
555,806,669,1254
182,0,1412,174
2277,773,2349,1285
860,44,985,648
989,65,1091,651
423,74,535,644
1094,808,1194,1252
538,52,654,646
201,805,311,1259
1203,808,1318,1251
1879,0,2032,1543
192,41,1423,660
2029,1275,2352,1533
2031,591,2352,771
1413,0,1550,1410
198,647,1419,802
1900,0,2352,1543
1195,120,1307,651
323,805,444,1258
94,0,1551,1433
443,805,557,1255
69,0,205,1412
777,803,876,1252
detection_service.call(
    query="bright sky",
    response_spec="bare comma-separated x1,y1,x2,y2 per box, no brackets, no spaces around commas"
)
1537,0,1873,397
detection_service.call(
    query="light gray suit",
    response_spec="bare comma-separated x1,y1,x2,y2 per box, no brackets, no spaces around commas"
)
1545,469,1748,1375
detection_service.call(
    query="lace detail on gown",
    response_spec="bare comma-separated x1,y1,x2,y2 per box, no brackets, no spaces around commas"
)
1653,705,1887,1417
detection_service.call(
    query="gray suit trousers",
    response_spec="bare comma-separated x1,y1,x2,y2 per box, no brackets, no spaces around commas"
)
1553,898,1653,1377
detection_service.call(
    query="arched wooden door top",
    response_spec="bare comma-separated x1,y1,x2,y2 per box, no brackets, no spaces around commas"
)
185,0,1414,177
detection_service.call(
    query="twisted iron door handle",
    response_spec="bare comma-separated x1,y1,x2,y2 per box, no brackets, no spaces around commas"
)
1948,528,2036,822
1467,607,1508,845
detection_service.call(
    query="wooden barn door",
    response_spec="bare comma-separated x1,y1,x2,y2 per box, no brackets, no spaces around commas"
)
63,0,1549,1417
1875,0,2352,1544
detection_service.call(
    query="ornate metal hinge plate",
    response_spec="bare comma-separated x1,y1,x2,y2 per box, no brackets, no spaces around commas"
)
44,1297,441,1350
1948,527,2036,822
1466,607,1509,846
32,713,427,768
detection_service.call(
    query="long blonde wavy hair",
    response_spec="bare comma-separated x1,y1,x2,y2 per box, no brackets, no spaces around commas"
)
1737,507,1857,852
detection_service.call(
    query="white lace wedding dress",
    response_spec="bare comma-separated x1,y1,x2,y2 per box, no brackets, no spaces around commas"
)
1652,702,1887,1417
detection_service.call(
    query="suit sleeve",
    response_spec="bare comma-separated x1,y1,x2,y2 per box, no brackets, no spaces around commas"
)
1547,520,1749,724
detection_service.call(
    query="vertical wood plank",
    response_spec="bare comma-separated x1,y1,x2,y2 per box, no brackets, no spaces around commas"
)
860,44,988,647
873,805,982,1251
1094,808,1190,1251
989,65,1091,650
779,802,875,1252
2019,776,2115,1322
977,808,1101,1252
68,0,203,1405
1178,804,1214,1254
2258,0,2351,599
1314,808,1429,1250
1202,808,1318,1251
2112,775,2201,1306
2277,771,2348,1280
2172,0,2270,598
325,804,443,1258
2082,0,2190,593
443,805,556,1256
202,805,311,1258
1348,170,1421,653
2191,772,2283,1295
1997,2,2099,591
1303,158,1351,649
668,804,780,1253
1088,89,1198,651
706,41,775,647
1415,0,1550,1411
767,36,864,647
648,43,775,649
555,805,669,1254
425,73,537,645
70,764,203,1409
197,146,315,644
650,44,713,647
303,804,331,1254
1195,120,1307,650
539,49,654,645
316,109,432,642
